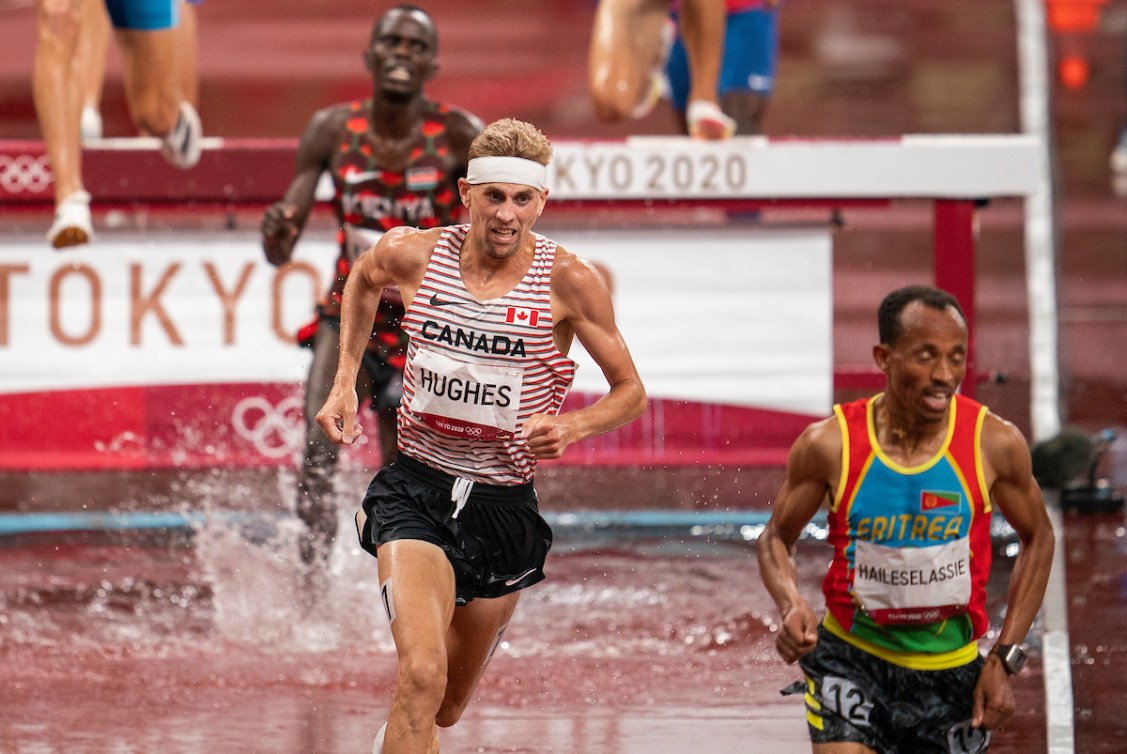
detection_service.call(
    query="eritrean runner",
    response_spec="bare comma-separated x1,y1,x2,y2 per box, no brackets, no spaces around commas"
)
758,285,1054,753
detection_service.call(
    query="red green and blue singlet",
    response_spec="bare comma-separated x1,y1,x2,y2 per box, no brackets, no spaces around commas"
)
821,393,994,670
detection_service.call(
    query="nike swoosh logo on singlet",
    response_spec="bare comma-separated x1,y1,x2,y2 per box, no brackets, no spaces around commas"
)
429,293,461,307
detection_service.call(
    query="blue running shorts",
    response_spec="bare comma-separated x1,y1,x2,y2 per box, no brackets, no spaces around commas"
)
665,7,779,111
104,0,179,30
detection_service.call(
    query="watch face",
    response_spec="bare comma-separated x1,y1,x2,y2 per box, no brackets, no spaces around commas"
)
999,645,1027,674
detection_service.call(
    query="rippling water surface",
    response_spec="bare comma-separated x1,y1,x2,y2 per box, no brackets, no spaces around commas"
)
0,509,1045,754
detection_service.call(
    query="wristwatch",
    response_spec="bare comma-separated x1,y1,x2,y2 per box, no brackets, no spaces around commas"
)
992,643,1028,675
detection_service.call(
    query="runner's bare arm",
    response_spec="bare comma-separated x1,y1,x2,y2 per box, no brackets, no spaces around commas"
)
445,108,485,176
261,106,341,266
758,418,840,663
522,251,646,459
971,413,1055,729
315,227,435,444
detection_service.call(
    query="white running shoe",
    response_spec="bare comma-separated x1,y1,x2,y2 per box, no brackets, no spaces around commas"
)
160,101,203,169
371,723,387,754
687,100,736,140
80,106,103,142
46,190,94,249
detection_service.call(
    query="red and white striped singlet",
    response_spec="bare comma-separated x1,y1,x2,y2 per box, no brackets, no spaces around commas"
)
398,225,577,484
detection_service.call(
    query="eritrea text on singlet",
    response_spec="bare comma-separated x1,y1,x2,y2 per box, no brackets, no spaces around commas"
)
822,393,995,659
398,225,577,485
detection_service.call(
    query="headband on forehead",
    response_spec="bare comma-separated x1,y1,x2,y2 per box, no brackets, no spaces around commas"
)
465,156,548,191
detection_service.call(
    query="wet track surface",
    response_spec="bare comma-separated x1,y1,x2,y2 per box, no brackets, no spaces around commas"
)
1,0,1126,751
0,519,1063,754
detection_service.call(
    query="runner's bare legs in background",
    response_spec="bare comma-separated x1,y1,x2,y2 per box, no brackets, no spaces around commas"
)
588,0,735,138
35,0,202,249
78,0,111,141
34,0,91,248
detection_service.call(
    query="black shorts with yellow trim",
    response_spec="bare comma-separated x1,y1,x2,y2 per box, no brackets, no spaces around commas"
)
785,625,991,754
357,454,553,606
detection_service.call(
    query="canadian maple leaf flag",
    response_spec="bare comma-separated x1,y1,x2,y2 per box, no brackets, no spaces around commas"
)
505,307,539,327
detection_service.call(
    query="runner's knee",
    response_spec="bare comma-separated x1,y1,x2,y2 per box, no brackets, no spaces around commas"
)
37,0,81,38
397,649,449,710
131,94,178,136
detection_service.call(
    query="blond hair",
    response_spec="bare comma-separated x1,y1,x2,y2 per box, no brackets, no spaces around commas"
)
468,118,553,166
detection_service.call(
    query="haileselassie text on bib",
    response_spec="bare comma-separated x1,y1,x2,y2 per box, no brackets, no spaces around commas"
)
851,536,972,625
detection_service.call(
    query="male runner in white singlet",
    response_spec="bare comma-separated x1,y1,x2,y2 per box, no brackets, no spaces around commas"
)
316,118,647,754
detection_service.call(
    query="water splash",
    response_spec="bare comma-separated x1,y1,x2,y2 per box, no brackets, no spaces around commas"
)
185,471,392,654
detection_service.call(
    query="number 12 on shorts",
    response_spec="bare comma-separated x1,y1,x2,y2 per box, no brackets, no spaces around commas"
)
822,676,875,727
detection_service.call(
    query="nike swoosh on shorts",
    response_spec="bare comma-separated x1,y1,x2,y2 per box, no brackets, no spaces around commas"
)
505,568,538,587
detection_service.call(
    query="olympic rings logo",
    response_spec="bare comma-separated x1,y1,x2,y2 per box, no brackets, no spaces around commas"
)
231,395,304,458
0,155,53,194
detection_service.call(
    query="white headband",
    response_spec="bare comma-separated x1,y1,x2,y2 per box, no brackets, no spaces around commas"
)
465,156,547,191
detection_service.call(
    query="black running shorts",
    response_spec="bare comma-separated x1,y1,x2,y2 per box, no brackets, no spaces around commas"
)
357,454,553,605
787,625,991,754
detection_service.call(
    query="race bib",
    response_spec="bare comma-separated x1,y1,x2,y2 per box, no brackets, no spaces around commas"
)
408,348,523,441
851,537,971,625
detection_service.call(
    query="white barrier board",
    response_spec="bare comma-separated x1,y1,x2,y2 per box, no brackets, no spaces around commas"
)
0,232,334,390
546,135,1041,200
548,227,832,415
0,226,831,415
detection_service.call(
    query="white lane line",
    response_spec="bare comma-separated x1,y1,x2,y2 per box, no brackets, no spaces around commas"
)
1042,500,1074,754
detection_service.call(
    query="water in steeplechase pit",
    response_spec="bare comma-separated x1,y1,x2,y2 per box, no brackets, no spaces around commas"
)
0,471,1048,754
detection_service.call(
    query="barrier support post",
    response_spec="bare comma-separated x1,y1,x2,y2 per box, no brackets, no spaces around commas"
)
934,199,978,397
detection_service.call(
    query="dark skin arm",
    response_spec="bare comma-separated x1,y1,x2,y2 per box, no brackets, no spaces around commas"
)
757,417,841,663
761,401,1053,732
261,105,348,266
262,103,481,267
315,226,436,443
971,412,1055,730
443,108,484,180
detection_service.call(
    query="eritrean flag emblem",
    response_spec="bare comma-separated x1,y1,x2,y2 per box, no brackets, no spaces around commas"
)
406,166,441,191
920,490,961,511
